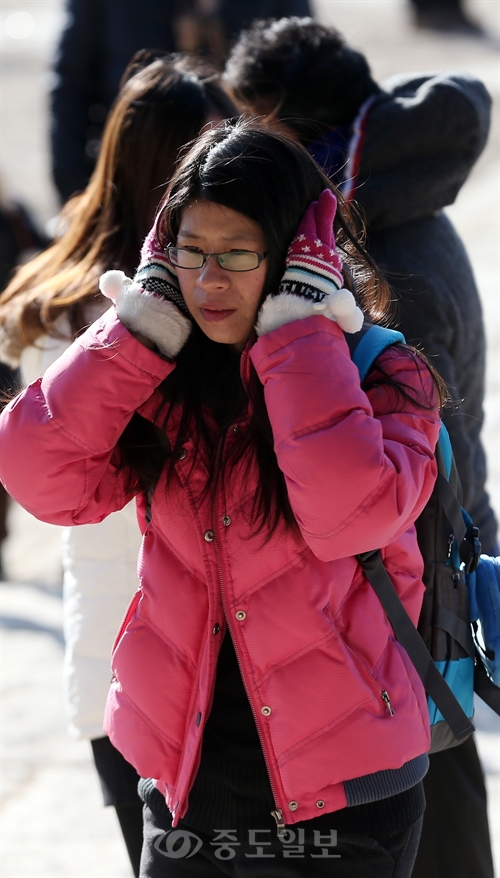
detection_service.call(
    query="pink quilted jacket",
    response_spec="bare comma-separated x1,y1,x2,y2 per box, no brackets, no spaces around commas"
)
0,309,440,826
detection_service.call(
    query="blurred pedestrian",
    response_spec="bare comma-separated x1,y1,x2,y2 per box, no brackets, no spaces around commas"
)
0,52,236,877
0,180,47,576
224,17,496,878
408,0,485,35
50,0,312,202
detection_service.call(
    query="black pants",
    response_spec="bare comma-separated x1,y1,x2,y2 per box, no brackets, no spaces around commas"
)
91,736,143,878
411,736,494,878
140,803,423,878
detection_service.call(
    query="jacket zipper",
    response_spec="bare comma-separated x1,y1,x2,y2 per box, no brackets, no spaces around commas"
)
111,587,142,657
210,431,287,838
329,615,394,716
172,438,225,822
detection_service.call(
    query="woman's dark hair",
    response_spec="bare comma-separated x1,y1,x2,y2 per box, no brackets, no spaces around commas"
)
224,18,381,142
159,119,388,317
119,120,445,538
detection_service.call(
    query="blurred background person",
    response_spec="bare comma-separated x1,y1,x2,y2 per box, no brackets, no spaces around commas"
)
408,0,485,35
224,16,496,878
226,16,497,554
50,0,312,203
0,178,48,577
0,52,236,877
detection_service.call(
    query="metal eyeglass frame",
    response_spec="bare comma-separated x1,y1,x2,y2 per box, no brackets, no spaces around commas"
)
166,245,268,272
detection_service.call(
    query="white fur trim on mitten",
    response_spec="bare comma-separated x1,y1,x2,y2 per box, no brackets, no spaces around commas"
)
256,288,363,336
99,271,191,358
256,294,317,336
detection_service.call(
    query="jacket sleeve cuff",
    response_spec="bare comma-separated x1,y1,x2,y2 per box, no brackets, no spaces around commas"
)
81,307,174,381
250,314,347,373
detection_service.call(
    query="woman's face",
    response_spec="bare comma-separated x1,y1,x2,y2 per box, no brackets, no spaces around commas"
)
175,201,268,351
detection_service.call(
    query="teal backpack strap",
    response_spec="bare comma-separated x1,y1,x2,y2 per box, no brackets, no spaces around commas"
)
347,323,406,383
437,422,453,479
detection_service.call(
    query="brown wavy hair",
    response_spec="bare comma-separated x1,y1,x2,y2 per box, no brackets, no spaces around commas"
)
0,52,235,363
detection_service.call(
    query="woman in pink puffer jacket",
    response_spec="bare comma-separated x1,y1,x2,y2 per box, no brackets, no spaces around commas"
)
0,122,443,877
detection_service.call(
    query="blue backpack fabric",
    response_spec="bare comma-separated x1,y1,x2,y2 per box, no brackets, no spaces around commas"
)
467,556,500,686
347,324,500,753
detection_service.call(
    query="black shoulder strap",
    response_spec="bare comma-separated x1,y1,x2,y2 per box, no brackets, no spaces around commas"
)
357,549,475,743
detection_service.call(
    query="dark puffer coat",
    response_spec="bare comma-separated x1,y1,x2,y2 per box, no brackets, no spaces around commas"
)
345,72,496,551
50,0,311,201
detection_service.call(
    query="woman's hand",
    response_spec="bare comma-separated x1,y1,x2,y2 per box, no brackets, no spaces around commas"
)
256,189,363,336
99,218,192,359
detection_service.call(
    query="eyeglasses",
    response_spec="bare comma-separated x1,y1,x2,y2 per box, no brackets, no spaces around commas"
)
166,246,268,272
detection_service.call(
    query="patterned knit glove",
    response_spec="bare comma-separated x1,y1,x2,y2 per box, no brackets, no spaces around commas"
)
256,189,363,336
99,217,191,358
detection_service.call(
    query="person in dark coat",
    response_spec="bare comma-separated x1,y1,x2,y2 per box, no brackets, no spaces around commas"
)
224,17,496,878
50,0,312,203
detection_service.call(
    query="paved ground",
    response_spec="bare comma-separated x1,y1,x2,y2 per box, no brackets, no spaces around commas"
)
1,1,499,876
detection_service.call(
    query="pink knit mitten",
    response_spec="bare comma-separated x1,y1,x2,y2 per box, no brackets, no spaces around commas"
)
256,189,363,336
99,217,191,358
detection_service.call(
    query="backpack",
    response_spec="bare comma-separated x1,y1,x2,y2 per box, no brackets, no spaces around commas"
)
347,324,500,753
467,556,500,689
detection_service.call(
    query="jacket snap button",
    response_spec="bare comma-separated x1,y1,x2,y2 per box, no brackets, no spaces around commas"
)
288,801,298,811
212,623,220,635
232,424,239,433
178,448,187,460
222,515,231,527
235,610,246,621
261,705,272,716
204,530,214,542
316,800,325,809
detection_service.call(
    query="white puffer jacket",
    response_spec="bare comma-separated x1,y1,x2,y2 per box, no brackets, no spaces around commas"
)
20,307,142,739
